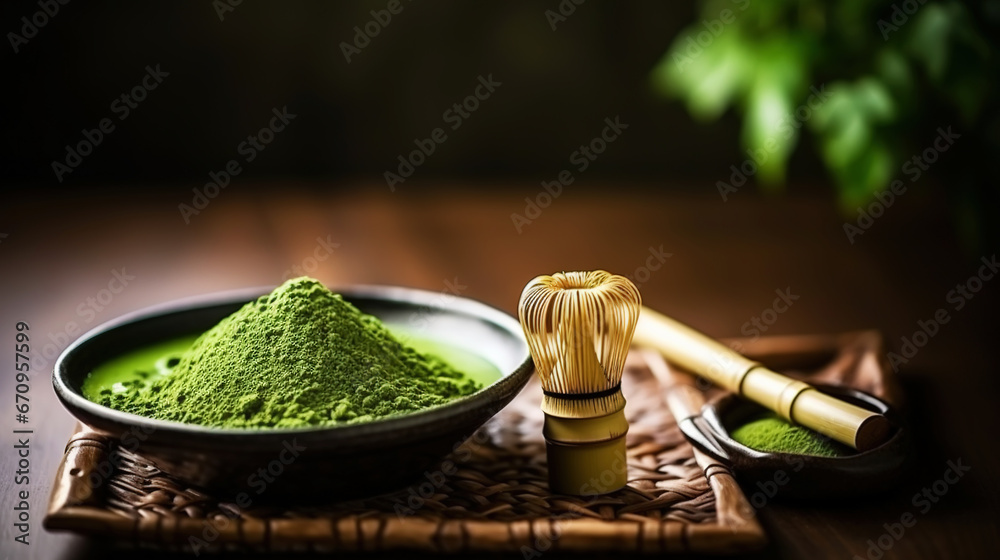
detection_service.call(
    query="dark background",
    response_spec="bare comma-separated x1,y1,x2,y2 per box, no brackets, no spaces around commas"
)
4,0,838,186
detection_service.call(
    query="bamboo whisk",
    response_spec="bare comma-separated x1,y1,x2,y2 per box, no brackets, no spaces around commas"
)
518,271,641,495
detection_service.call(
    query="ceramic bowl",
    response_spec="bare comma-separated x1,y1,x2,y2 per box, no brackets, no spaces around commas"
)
53,285,533,501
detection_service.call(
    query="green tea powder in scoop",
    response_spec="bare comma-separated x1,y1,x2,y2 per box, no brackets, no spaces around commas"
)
731,412,850,458
103,277,481,428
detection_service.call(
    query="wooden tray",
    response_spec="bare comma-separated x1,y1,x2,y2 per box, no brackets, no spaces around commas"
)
44,330,897,554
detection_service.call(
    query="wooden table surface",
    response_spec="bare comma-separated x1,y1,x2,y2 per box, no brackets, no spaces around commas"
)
1,185,997,559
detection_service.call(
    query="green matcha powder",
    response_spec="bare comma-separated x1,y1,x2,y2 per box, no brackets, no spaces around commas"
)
102,277,481,428
730,412,850,457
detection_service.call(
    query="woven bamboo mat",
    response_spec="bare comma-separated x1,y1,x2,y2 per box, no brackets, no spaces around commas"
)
45,331,895,555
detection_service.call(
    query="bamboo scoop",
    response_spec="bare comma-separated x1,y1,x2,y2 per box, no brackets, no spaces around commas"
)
633,306,890,451
518,271,641,495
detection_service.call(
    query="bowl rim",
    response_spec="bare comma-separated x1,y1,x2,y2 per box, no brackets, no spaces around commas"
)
53,284,533,443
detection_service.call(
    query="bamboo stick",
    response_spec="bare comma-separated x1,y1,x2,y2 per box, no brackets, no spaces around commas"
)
633,306,889,451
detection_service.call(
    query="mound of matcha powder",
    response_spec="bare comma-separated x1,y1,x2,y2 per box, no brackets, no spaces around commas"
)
730,412,850,458
103,277,481,428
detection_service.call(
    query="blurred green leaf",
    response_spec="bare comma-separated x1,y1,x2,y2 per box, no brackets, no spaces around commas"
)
652,0,996,220
907,3,954,81
809,82,849,132
874,48,913,104
653,27,753,121
819,107,870,170
740,37,809,187
853,77,895,122
743,81,795,186
833,139,894,209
